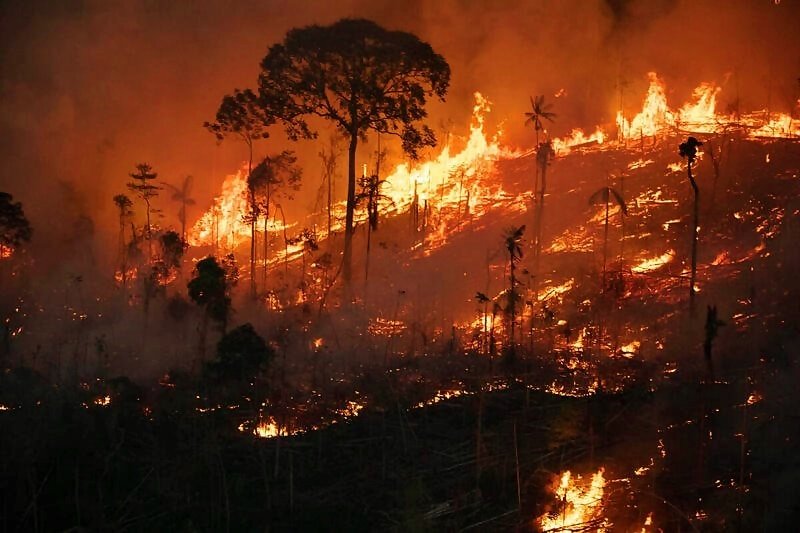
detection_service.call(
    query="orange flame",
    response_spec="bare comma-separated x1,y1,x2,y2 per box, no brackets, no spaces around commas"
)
540,468,609,532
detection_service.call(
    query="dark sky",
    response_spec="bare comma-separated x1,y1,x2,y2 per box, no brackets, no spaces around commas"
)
1,0,798,263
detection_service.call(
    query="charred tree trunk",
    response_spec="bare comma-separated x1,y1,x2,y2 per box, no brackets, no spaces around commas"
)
689,164,699,314
343,131,357,290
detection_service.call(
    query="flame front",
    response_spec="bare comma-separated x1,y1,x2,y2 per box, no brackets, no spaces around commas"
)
540,468,608,532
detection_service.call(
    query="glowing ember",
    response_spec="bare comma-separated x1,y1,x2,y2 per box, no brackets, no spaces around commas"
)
94,395,112,407
368,317,406,336
619,340,641,357
540,468,609,532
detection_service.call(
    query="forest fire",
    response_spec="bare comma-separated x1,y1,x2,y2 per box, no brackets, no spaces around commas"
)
3,3,800,531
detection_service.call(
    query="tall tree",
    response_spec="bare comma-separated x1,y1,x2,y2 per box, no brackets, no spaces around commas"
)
163,175,195,243
588,186,627,290
503,225,525,351
525,95,556,203
127,163,161,262
248,151,302,289
0,192,32,259
205,89,274,298
679,136,703,313
112,194,133,286
258,18,450,287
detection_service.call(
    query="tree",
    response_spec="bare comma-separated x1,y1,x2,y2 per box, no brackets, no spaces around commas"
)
588,186,627,290
206,323,274,383
205,89,274,298
188,256,234,359
503,226,525,351
163,175,196,243
679,136,703,313
318,135,342,241
248,151,302,289
0,192,32,259
127,163,161,262
357,169,392,282
525,95,556,203
112,194,133,286
258,18,450,287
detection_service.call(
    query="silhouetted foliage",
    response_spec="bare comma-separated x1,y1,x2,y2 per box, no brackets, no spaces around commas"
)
0,192,32,255
188,256,233,332
257,18,450,285
206,323,274,382
127,163,161,261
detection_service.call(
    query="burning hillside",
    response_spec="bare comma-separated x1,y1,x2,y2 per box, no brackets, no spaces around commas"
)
3,3,800,532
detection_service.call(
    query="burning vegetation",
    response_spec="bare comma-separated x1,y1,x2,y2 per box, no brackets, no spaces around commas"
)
3,3,800,531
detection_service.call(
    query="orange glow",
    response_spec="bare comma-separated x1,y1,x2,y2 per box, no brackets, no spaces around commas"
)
540,468,609,532
632,250,674,273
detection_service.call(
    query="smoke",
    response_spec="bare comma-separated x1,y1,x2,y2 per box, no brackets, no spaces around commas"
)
2,0,798,263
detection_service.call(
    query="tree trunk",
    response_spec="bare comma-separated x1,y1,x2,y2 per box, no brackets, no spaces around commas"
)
689,164,699,314
343,132,357,289
247,146,256,300
603,199,609,290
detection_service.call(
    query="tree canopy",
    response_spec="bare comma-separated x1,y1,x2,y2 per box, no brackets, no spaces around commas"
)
0,192,32,255
257,18,450,284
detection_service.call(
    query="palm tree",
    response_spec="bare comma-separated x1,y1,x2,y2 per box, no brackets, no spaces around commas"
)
503,226,525,350
525,95,556,204
588,186,627,290
679,136,703,313
164,175,195,243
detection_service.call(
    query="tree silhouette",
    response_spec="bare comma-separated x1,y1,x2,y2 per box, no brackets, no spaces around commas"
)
679,136,703,313
127,163,161,262
248,151,302,290
163,176,195,243
503,225,525,351
588,186,627,290
0,192,32,259
206,323,274,383
357,169,393,282
188,256,234,360
258,18,450,288
113,194,133,286
525,95,556,204
205,89,274,298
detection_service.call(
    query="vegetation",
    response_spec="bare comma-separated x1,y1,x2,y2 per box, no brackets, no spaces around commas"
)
257,18,450,287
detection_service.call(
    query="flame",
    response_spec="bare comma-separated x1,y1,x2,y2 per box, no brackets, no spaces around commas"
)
617,72,674,139
540,468,608,532
678,82,721,132
551,127,606,155
632,250,674,273
188,167,294,249
0,244,13,259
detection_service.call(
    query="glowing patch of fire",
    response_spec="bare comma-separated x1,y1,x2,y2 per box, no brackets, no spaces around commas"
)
540,468,609,532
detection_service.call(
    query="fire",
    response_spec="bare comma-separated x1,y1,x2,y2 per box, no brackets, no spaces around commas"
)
540,468,609,532
188,167,294,249
617,72,673,139
631,250,674,273
678,82,721,132
551,127,606,155
94,395,112,406
0,245,13,259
